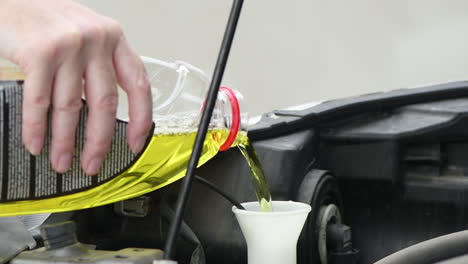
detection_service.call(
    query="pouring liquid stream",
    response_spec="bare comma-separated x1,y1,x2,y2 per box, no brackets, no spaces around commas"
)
238,138,273,212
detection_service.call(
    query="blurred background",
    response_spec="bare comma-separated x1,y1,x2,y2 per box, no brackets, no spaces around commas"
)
3,0,468,116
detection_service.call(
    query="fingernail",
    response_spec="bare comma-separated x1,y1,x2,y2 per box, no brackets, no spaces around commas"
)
86,157,104,176
56,153,72,173
29,137,43,156
131,137,145,154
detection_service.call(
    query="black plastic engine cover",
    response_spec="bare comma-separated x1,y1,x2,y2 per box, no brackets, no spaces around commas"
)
184,81,468,263
68,81,468,264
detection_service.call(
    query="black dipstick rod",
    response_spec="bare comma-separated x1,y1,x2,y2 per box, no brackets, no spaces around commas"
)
163,0,245,260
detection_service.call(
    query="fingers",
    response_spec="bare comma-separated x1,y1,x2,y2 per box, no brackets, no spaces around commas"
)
50,58,84,173
22,61,55,156
113,37,152,153
11,2,150,175
82,59,118,176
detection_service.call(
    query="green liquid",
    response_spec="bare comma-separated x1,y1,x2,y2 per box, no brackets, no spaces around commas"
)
238,139,273,212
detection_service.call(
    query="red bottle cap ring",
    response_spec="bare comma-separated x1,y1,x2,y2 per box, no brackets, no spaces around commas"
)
219,86,241,151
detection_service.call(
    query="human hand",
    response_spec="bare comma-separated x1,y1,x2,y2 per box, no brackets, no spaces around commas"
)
0,0,153,175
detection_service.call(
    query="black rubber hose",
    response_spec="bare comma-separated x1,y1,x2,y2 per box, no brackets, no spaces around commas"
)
194,175,244,210
375,230,468,264
163,0,244,260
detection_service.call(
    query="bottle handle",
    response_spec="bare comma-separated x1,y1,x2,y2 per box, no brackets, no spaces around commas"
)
219,86,241,151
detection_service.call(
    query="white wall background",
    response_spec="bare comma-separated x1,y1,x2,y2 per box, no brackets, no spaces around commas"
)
6,1,468,116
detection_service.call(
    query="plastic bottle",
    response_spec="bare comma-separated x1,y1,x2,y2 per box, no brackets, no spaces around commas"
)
0,56,247,216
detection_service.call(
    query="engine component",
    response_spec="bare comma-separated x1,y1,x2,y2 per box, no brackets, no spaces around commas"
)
327,223,359,264
12,247,162,264
294,169,358,264
0,217,36,264
114,196,151,218
317,204,342,264
11,221,163,264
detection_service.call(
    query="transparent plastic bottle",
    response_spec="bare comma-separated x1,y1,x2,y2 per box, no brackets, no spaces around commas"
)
0,57,248,216
118,56,248,145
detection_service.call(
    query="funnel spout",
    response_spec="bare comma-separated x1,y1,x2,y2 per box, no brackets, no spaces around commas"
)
233,201,311,264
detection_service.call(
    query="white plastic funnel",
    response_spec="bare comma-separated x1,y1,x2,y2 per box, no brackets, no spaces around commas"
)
232,201,311,264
